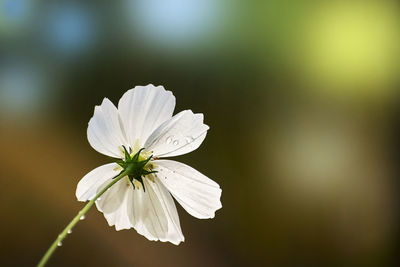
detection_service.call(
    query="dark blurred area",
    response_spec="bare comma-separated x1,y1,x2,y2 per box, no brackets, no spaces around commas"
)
1,0,399,266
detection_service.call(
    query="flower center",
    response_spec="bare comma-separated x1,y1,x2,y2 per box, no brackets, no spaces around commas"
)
114,146,156,191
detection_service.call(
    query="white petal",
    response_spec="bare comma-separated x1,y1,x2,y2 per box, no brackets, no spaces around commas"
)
87,98,128,158
95,177,129,214
96,180,133,231
144,177,184,244
118,84,175,148
76,163,120,201
131,186,158,241
155,160,222,219
128,179,173,243
145,110,209,158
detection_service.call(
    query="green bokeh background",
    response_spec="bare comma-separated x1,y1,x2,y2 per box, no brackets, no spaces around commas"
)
1,0,399,266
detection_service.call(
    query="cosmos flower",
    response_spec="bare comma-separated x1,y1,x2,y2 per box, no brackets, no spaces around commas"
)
75,84,222,245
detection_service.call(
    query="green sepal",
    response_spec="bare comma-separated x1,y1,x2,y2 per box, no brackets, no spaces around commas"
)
142,170,157,175
113,147,157,192
139,155,153,166
132,148,145,162
136,176,146,192
112,169,125,179
122,145,131,161
115,159,125,167
128,175,136,189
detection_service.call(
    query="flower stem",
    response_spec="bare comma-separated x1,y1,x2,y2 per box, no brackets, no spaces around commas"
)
37,169,129,267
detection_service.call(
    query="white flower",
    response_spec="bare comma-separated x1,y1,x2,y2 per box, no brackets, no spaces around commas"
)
75,84,222,245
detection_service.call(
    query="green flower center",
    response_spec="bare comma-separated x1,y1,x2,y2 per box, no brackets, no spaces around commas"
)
114,146,156,191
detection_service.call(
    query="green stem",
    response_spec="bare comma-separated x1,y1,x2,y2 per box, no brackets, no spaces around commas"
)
37,169,129,267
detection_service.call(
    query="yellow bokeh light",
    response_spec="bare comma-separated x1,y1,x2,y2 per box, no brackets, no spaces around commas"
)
296,1,400,99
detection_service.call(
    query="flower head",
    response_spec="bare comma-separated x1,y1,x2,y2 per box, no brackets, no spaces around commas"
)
76,84,222,245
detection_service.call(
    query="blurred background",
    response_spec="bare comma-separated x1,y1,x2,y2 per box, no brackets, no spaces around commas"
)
1,0,399,266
